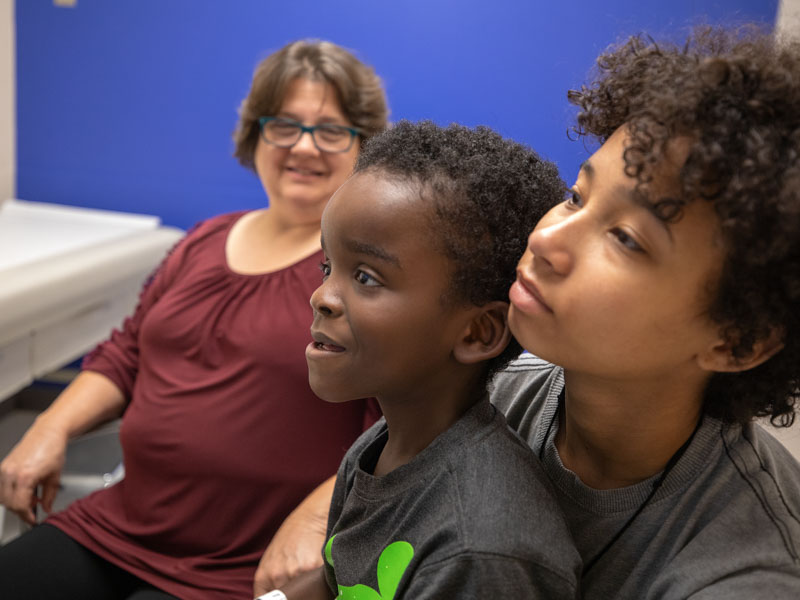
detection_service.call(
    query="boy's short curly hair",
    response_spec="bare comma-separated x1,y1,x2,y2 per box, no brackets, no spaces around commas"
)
354,120,564,389
568,25,800,426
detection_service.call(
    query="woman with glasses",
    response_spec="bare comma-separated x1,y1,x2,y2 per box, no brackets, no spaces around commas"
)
0,40,389,600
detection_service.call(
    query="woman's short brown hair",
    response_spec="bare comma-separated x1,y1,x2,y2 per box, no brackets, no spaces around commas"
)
233,39,389,170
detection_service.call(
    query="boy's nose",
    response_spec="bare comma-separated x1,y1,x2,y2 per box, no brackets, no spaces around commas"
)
310,282,341,316
315,304,333,316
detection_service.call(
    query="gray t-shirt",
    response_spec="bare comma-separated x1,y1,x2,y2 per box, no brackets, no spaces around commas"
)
323,398,581,599
491,353,800,599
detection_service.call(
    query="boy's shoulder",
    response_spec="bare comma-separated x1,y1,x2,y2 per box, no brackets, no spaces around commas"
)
443,404,571,550
326,401,581,598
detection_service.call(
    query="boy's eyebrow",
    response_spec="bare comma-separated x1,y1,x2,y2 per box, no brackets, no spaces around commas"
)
345,239,402,267
579,160,674,243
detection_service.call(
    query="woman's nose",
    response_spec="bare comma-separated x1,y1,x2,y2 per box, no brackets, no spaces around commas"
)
528,218,575,276
291,130,321,156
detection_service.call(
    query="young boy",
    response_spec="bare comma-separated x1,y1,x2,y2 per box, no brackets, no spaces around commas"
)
274,121,581,599
497,26,800,598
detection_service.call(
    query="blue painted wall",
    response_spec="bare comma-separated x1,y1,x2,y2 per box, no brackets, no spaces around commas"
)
15,0,777,229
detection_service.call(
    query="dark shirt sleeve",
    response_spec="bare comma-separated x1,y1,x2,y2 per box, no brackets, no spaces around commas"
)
685,567,800,600
405,553,579,600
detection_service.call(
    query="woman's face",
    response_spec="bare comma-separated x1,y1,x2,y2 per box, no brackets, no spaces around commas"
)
254,78,360,227
508,127,728,383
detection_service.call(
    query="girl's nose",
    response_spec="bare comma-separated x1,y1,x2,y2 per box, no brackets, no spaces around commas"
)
528,218,575,276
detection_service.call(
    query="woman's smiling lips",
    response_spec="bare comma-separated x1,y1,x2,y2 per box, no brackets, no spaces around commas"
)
308,330,346,353
509,269,553,314
286,165,325,179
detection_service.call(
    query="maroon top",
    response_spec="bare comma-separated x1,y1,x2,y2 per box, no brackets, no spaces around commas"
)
48,212,379,600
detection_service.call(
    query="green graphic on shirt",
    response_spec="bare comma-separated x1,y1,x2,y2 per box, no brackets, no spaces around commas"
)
325,535,414,600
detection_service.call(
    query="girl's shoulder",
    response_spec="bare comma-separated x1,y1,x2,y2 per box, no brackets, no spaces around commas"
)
489,353,562,441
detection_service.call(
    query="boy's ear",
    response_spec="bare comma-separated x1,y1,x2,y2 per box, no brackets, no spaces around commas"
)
697,327,784,373
453,301,512,365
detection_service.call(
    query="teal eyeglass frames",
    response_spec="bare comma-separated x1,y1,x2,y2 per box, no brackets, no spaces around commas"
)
258,116,362,153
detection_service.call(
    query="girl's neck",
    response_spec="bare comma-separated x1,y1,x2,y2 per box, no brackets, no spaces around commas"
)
555,371,706,489
373,368,482,477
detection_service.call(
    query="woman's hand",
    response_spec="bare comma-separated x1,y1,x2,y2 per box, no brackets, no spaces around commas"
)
0,371,126,525
0,421,68,525
253,476,335,596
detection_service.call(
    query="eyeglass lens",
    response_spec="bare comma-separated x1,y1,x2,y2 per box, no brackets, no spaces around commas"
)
262,119,355,153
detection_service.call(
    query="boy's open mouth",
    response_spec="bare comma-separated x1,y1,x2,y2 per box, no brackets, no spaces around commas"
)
314,341,345,352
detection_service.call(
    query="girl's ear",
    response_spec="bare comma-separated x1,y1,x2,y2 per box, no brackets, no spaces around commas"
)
697,327,784,373
453,301,512,365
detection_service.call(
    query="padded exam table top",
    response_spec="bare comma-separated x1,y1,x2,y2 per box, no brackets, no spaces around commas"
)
0,199,183,402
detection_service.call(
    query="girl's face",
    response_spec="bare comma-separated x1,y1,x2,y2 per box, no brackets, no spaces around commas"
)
508,127,727,383
306,171,475,404
254,78,360,227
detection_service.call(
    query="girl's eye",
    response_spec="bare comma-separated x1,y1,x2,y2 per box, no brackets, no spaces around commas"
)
611,228,644,253
319,261,331,278
565,190,583,208
354,269,380,286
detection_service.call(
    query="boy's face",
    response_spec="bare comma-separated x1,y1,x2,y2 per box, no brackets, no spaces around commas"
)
509,127,728,382
307,170,474,403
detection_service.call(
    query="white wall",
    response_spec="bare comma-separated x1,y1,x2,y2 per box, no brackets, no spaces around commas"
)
0,0,14,202
778,0,800,39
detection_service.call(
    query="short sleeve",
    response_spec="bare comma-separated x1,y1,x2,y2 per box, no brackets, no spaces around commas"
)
405,553,579,600
684,567,800,600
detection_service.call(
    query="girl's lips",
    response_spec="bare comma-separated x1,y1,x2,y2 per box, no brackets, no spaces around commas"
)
509,271,553,314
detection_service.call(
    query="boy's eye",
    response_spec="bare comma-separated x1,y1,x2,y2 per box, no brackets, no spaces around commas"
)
319,260,331,278
611,228,644,253
354,269,380,286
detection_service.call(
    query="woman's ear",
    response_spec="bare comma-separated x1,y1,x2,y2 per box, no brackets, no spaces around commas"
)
697,327,784,373
453,301,512,365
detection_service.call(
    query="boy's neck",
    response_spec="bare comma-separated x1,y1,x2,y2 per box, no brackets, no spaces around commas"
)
555,371,707,489
373,369,483,477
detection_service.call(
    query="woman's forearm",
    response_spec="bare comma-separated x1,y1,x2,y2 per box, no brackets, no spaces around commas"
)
35,370,127,439
253,475,336,595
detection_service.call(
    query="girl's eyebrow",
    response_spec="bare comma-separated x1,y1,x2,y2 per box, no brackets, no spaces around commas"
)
579,160,674,244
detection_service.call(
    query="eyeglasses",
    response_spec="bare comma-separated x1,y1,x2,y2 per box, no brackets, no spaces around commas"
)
258,117,362,153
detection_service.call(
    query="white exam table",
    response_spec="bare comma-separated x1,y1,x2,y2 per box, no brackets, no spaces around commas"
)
0,199,184,404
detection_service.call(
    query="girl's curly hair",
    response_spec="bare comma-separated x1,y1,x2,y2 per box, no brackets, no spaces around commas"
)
568,25,800,426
